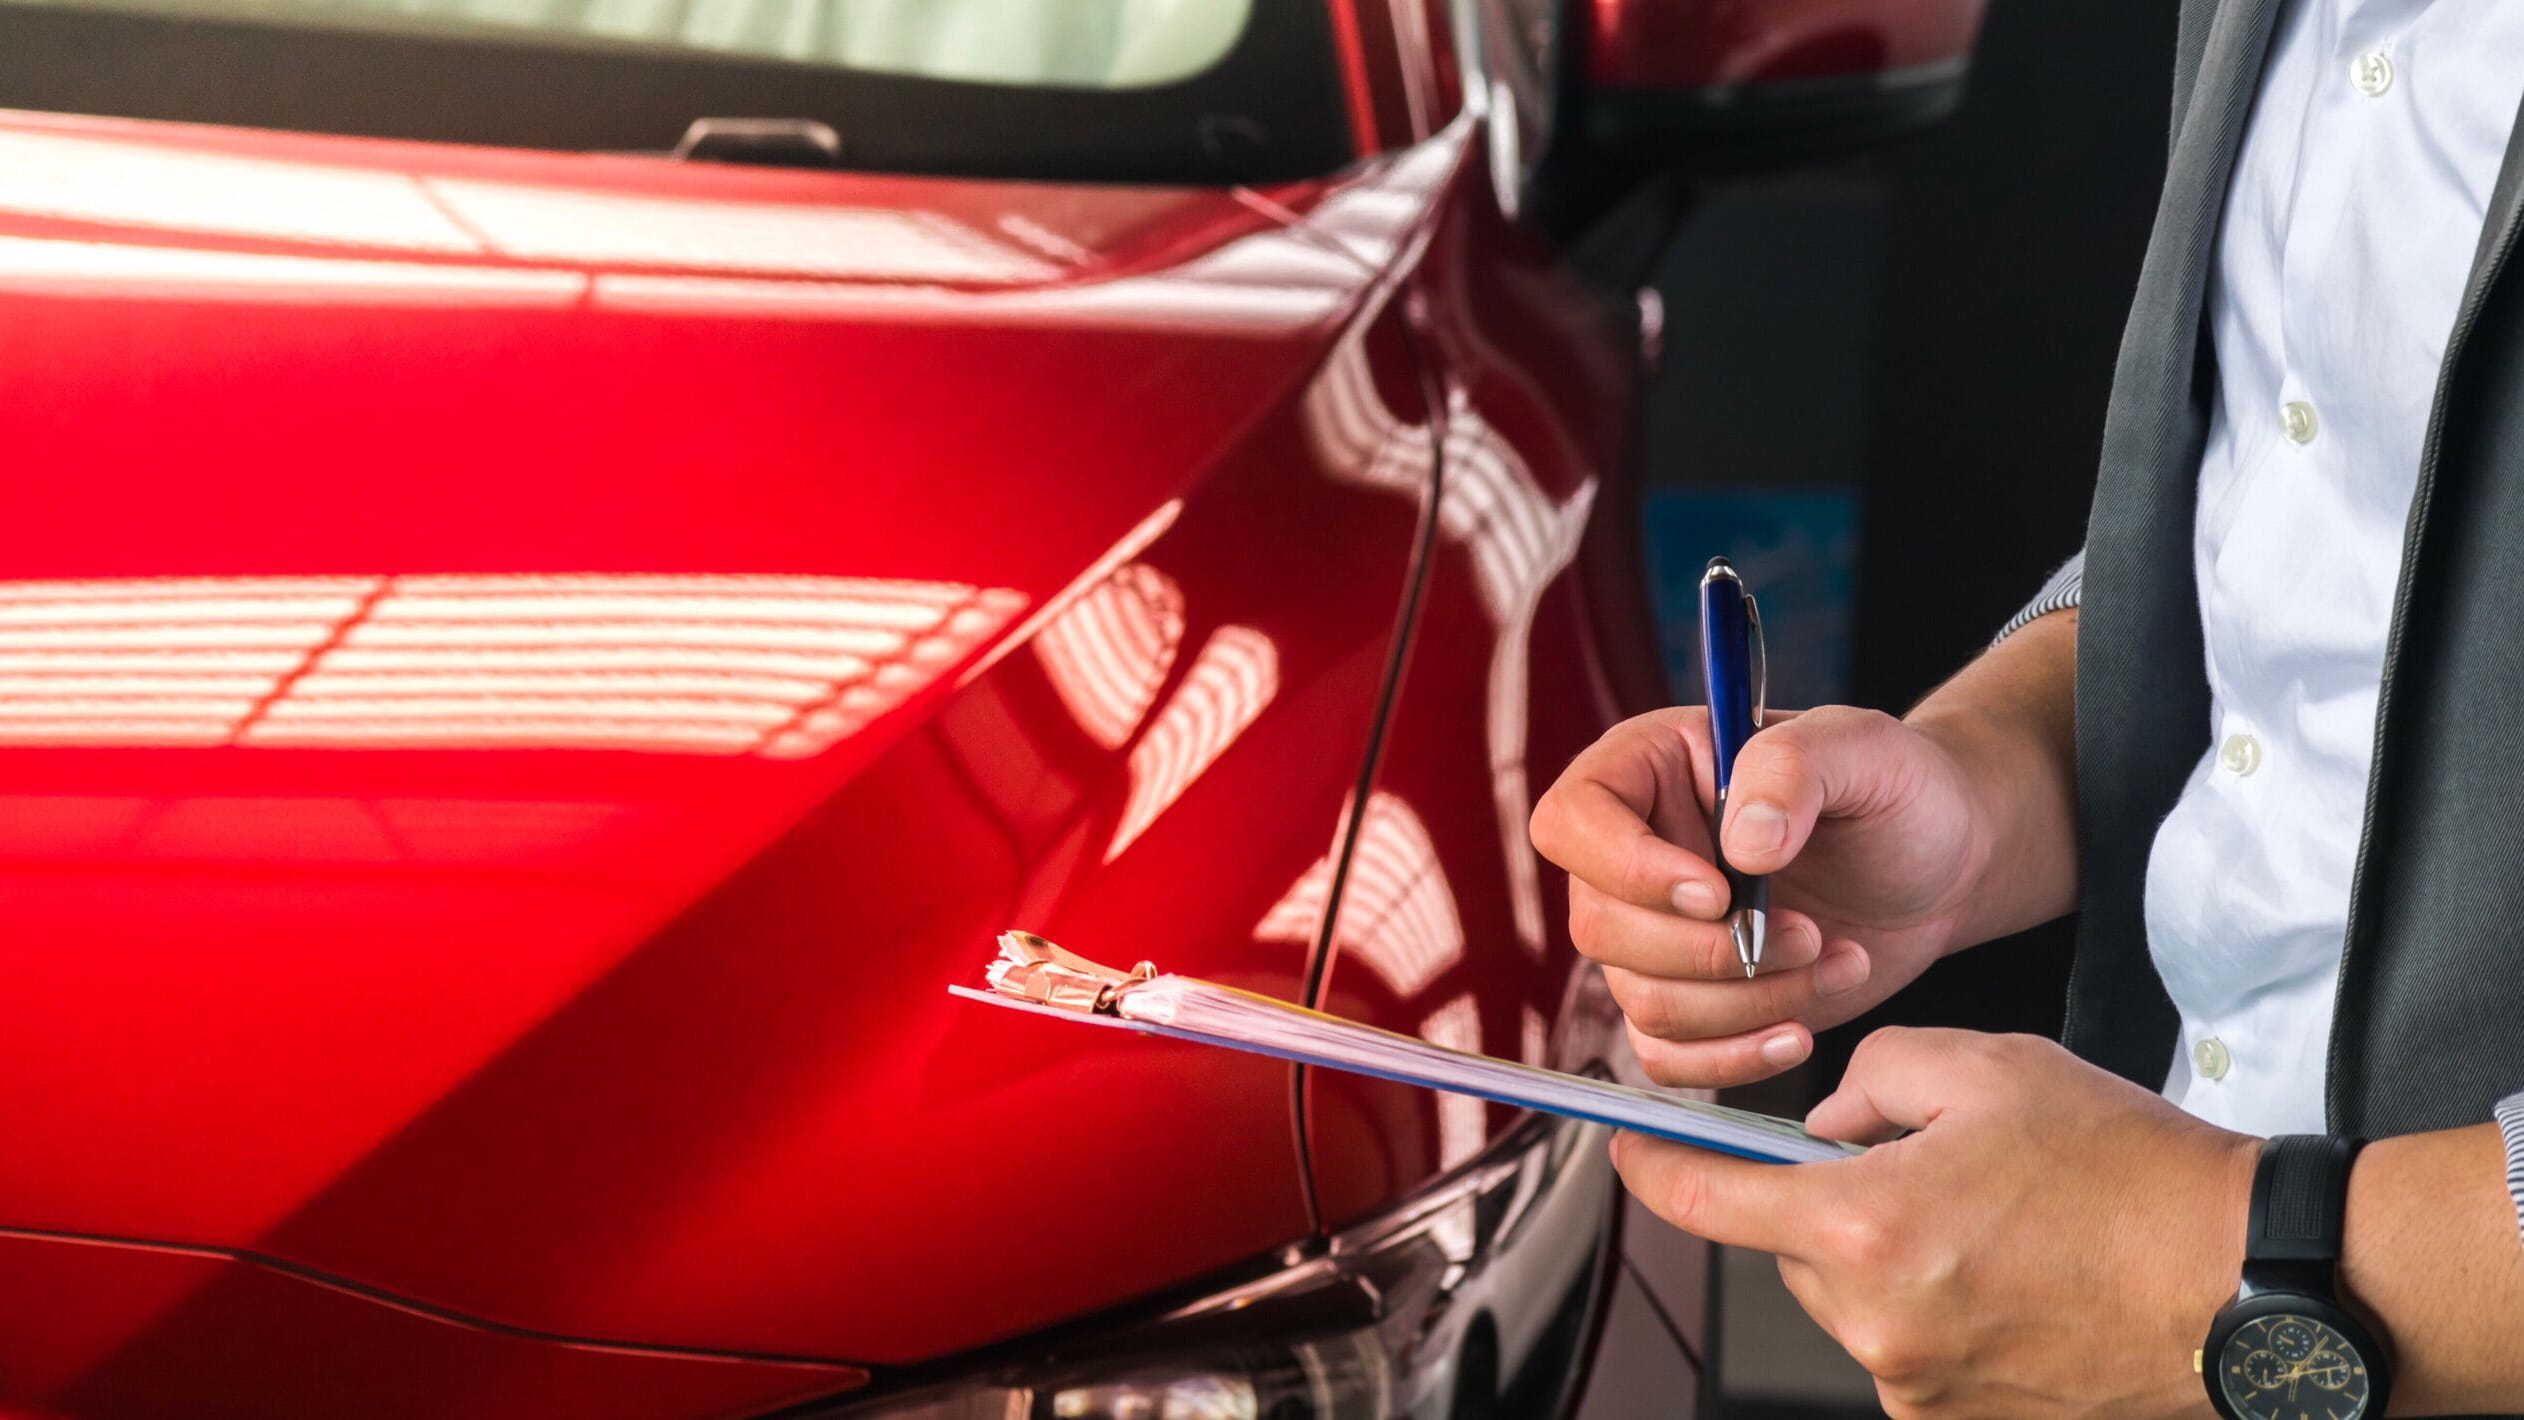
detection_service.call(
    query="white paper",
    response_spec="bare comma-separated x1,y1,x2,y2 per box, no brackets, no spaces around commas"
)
951,973,1858,1165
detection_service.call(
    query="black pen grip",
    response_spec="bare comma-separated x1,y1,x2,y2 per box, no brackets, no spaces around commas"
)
1712,788,1767,917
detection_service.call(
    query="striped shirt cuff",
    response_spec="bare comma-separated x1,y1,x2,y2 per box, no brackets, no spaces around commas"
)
1993,550,2086,645
2497,1091,2524,1250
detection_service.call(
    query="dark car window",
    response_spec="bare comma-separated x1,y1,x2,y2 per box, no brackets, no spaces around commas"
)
0,0,1352,183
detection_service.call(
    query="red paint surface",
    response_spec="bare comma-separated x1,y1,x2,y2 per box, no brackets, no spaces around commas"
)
1300,138,1658,1224
1324,0,1389,156
1590,0,1989,89
0,2,1743,1408
0,1230,857,1419
0,101,1447,1370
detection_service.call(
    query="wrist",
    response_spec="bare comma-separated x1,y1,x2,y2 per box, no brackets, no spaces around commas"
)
1901,608,2079,951
1900,705,2056,952
2202,1136,2425,1420
2183,1131,2262,1325
2336,1125,2519,1416
2172,1132,2262,1417
2338,1135,2410,1387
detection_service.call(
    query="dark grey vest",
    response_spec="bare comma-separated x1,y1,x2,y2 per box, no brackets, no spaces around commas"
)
2069,0,2524,1142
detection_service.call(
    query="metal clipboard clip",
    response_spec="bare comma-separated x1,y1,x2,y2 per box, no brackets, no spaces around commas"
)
982,930,1158,1015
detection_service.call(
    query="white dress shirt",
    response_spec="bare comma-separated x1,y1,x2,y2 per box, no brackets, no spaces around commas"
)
2142,0,2524,1136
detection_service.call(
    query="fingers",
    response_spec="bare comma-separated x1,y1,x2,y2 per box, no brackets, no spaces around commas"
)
1605,940,1871,1041
1531,714,1727,914
1625,1018,1812,1087
1802,1026,2017,1144
1610,1131,1817,1257
1570,879,1824,976
1720,707,1908,875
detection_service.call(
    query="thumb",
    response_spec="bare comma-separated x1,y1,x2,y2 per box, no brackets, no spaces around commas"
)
1802,1026,1987,1144
1720,706,1909,874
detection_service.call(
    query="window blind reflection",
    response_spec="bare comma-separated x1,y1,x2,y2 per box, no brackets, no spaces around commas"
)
0,573,1024,755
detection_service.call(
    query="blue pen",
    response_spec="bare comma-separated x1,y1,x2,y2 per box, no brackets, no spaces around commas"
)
1698,557,1769,977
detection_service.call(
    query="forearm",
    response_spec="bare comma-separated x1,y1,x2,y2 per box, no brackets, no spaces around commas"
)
2343,1124,2524,1414
1901,608,2080,950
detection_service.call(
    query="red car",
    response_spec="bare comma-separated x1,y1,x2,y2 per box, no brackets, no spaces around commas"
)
0,3,1979,1416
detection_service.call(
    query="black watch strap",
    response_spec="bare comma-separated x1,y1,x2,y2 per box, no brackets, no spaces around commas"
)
2210,1135,2394,1420
2248,1134,2364,1266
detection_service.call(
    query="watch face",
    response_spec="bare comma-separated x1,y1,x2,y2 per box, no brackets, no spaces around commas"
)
2217,1314,2373,1420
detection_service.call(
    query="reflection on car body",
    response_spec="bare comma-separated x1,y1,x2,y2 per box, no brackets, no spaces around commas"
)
0,0,1984,1414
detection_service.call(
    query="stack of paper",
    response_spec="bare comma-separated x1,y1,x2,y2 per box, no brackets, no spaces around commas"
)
951,931,1859,1166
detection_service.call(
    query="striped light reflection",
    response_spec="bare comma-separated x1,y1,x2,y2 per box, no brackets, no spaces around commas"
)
1032,562,1184,750
0,573,1023,755
1105,624,1277,860
0,127,479,253
1303,325,1597,956
1256,792,1464,1002
0,126,1344,327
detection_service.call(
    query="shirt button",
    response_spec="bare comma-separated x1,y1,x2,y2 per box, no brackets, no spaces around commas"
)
2350,51,2394,97
2280,399,2319,443
2192,1036,2233,1081
2220,733,2261,776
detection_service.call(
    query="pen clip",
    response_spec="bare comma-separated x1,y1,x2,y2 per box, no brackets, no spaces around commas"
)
1744,594,1766,729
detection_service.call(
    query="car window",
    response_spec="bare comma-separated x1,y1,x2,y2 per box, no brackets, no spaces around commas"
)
24,0,1253,89
0,0,1348,183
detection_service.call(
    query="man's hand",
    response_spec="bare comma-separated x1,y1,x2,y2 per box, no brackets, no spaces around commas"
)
1528,705,1993,1085
1614,1028,2258,1419
1528,609,2081,1087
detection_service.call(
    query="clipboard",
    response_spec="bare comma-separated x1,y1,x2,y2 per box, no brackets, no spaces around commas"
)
951,931,1860,1166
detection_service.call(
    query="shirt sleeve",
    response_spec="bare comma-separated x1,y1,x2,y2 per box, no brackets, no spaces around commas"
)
2496,1091,2524,1249
1992,549,2085,645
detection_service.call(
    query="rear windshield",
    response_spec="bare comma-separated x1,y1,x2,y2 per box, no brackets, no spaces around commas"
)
0,0,1350,183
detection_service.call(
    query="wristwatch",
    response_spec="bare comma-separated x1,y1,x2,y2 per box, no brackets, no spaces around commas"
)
2200,1135,2394,1420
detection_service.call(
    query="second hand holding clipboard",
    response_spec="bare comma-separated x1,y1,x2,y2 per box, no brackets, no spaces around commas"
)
952,931,1861,1166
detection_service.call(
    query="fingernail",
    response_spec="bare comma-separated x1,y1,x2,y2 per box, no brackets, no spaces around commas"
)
1727,801,1789,858
1816,947,1870,997
1671,880,1721,917
1759,1031,1808,1068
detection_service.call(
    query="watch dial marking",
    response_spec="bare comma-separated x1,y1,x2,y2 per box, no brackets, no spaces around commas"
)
2219,1315,2371,1420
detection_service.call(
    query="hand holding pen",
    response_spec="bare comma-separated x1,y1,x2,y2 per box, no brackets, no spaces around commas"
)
1529,556,2012,1087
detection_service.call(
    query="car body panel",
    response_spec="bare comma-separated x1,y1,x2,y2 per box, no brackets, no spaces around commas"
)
0,106,1471,1378
0,1230,861,1420
1297,126,1660,1226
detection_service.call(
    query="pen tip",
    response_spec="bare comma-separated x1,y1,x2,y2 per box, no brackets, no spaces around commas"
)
1728,909,1768,976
